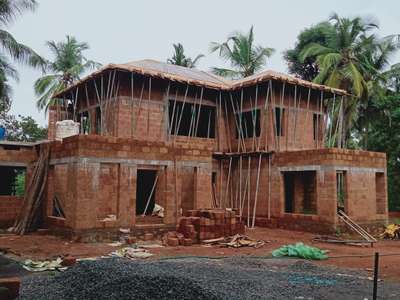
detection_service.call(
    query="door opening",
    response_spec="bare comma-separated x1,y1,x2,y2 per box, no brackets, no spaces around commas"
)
136,169,157,215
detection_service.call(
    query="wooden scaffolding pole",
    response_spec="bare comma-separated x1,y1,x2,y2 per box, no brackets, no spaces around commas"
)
251,153,262,228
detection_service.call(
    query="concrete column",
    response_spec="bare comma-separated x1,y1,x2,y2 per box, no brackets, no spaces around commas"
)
194,165,212,209
73,160,99,229
118,164,136,227
316,169,337,224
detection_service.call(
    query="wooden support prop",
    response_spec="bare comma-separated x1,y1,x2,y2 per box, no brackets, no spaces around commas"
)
259,82,271,151
251,153,262,228
219,160,223,208
93,77,103,134
252,85,259,151
239,155,242,218
328,93,336,147
247,155,251,227
193,87,204,138
146,77,152,135
268,154,271,219
134,78,146,137
187,89,198,138
223,94,232,152
279,82,285,151
269,80,278,151
207,110,211,138
13,144,50,234
130,72,135,137
142,174,159,216
216,93,221,151
239,89,244,152
175,84,189,136
160,82,171,139
168,86,179,136
224,157,233,208
302,87,311,149
229,93,246,152
292,85,299,148
338,96,344,148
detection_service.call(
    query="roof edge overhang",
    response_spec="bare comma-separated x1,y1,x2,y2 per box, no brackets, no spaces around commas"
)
53,63,349,99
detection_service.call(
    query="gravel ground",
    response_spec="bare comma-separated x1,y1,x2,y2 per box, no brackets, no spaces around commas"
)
20,257,400,300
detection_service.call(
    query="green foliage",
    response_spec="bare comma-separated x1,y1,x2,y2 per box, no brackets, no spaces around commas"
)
35,35,101,111
14,171,25,197
366,93,400,211
0,101,47,142
284,22,335,81
167,43,204,68
210,26,275,79
0,0,45,105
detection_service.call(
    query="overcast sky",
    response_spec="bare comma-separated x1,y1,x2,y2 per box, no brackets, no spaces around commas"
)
7,0,400,126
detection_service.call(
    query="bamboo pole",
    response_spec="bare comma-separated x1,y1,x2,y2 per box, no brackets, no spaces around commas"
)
328,93,335,147
251,153,262,228
269,81,278,151
302,87,311,149
142,174,159,216
252,85,258,151
161,82,171,139
247,156,251,227
224,157,232,208
229,93,246,152
130,72,135,137
147,77,152,135
279,82,285,151
194,87,204,137
168,86,179,136
175,84,189,135
268,155,271,220
223,94,232,152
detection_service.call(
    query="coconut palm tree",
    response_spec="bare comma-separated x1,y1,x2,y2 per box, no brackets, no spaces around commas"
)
0,0,45,107
210,26,275,79
299,14,400,145
167,43,204,68
299,13,379,98
34,35,101,111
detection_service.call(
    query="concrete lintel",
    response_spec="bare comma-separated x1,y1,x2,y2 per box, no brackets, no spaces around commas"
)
50,156,210,168
278,165,385,173
0,162,28,167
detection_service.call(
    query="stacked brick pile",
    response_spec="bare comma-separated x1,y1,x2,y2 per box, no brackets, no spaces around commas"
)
172,209,244,245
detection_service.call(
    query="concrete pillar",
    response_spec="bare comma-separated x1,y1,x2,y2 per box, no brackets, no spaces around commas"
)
316,169,336,224
194,165,212,209
118,164,136,227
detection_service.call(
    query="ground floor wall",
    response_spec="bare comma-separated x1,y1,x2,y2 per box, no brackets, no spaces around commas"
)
43,135,213,237
0,196,23,228
213,148,388,233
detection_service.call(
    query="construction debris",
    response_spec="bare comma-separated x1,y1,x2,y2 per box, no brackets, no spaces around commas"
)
313,236,373,247
177,209,245,243
272,242,328,260
381,224,400,239
220,234,266,248
152,204,164,218
110,247,153,259
13,144,50,235
22,257,66,272
201,234,266,248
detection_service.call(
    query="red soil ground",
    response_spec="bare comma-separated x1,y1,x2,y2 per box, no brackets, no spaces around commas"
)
1,227,399,281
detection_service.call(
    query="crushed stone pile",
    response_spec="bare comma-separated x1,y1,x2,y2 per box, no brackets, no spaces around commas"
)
20,257,400,300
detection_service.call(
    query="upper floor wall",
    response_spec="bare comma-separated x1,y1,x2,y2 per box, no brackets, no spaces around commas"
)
49,66,346,153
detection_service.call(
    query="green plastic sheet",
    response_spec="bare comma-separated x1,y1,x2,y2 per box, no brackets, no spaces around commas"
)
272,242,328,260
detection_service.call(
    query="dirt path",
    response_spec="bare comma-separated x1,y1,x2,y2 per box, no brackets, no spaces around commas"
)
1,227,399,281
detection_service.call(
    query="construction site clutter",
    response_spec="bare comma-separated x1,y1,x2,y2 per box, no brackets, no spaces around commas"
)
167,209,245,246
381,224,400,239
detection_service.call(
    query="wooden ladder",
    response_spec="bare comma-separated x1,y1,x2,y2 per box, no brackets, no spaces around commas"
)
337,210,377,246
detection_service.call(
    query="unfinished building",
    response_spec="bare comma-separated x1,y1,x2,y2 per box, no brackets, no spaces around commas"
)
0,60,388,238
